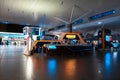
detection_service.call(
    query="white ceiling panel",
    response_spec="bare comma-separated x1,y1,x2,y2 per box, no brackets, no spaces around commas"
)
0,0,120,30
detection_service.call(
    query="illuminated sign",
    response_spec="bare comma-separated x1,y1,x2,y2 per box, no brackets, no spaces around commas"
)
48,45,57,49
66,35,76,39
105,35,109,41
105,35,112,41
89,9,115,20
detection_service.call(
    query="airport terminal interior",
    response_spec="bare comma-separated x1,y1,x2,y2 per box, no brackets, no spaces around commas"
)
0,0,120,80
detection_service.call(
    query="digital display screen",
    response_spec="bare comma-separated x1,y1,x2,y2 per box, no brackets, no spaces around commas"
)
48,45,57,49
31,28,39,35
23,27,39,35
105,35,112,41
66,35,76,39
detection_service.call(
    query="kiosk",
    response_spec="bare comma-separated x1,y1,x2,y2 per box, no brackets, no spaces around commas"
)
25,27,93,55
42,32,93,55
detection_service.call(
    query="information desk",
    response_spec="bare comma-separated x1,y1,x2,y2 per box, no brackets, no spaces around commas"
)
45,44,93,55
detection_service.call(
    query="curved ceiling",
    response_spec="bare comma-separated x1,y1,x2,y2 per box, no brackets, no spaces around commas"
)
0,0,120,31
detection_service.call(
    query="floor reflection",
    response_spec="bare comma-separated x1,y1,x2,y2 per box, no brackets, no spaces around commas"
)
47,59,57,76
103,51,119,79
113,51,118,62
26,57,33,80
65,59,76,77
104,52,112,79
1,45,120,80
104,52,111,69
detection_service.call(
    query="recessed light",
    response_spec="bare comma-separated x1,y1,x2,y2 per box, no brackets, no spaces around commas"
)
98,22,102,24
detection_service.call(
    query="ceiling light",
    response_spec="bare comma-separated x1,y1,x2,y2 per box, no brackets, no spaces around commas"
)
98,22,102,25
73,27,77,29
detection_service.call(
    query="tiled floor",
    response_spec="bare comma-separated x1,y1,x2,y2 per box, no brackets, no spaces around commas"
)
0,45,120,80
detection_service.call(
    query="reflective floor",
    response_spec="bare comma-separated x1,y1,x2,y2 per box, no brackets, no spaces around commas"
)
0,46,120,80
